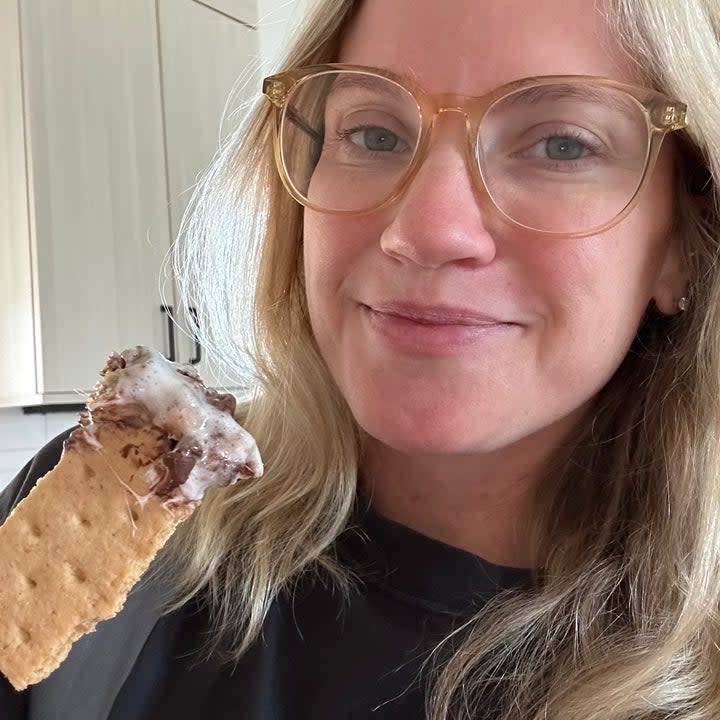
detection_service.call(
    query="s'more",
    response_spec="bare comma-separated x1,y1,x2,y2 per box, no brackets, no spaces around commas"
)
0,345,262,690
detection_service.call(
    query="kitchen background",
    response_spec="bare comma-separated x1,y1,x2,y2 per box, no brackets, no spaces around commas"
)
0,0,313,490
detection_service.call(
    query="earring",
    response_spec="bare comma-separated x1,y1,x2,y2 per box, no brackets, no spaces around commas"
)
677,297,689,312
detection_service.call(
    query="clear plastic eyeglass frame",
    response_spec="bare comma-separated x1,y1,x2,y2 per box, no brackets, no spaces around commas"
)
263,63,688,238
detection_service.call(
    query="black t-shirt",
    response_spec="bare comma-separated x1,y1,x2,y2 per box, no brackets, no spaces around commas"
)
0,431,532,719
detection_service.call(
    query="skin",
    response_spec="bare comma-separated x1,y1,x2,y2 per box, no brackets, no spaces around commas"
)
302,0,687,567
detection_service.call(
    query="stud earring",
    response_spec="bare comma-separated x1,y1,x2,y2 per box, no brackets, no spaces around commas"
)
677,297,688,312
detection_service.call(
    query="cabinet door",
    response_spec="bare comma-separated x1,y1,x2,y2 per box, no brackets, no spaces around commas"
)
0,0,36,405
157,0,259,383
20,0,173,397
192,0,258,24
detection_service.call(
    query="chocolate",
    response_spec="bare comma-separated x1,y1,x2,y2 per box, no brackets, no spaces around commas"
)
206,389,237,415
157,440,203,495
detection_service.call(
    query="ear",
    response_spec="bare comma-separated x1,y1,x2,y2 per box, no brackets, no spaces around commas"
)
651,234,689,315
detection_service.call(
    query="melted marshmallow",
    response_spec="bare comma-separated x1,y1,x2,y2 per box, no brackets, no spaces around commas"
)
80,345,263,506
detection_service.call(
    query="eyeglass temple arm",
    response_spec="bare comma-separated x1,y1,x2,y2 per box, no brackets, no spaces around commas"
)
284,106,323,146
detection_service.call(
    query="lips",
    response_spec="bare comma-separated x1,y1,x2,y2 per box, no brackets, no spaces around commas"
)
368,302,508,326
361,301,517,355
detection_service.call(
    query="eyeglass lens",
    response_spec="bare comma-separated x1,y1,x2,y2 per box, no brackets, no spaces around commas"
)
279,71,651,233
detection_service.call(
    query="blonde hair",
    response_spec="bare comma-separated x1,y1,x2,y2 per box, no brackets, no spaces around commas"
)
168,1,720,717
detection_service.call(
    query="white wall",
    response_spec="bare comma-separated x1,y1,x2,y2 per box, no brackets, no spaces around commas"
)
256,0,316,71
0,409,79,493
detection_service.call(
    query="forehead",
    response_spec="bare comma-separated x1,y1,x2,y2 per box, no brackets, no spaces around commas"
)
339,0,642,95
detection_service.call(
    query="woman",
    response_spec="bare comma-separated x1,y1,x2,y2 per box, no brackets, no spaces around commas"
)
2,0,719,718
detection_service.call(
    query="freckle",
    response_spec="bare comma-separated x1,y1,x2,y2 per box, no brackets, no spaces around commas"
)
24,577,37,589
19,628,31,643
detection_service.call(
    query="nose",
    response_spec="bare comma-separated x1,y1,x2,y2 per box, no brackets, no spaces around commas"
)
379,111,498,270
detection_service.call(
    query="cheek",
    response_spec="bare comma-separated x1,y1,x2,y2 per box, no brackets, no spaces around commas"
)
529,192,674,385
540,147,676,326
303,215,342,314
302,214,369,355
534,241,651,351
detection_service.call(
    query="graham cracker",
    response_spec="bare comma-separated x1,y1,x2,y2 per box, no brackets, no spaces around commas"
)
0,424,192,691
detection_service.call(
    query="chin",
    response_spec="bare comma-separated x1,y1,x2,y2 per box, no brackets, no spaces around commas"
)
353,399,508,456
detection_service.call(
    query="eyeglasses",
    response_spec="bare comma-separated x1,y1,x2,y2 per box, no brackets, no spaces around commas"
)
263,64,688,237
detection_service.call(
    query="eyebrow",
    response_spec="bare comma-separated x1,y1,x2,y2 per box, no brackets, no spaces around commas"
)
326,72,411,103
503,84,639,116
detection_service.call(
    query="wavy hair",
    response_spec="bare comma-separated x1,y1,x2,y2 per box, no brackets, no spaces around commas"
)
167,1,720,717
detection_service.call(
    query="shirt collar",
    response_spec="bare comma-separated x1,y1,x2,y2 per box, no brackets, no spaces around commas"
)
337,497,534,616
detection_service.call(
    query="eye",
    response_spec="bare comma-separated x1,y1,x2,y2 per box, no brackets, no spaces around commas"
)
347,125,404,152
544,135,588,161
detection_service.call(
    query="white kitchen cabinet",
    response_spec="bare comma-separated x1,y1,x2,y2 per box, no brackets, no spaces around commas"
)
159,0,259,242
0,0,260,407
0,0,36,405
1,0,173,406
157,0,260,384
193,0,259,25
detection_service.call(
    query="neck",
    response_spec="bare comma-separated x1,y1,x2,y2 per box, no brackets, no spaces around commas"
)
360,429,574,569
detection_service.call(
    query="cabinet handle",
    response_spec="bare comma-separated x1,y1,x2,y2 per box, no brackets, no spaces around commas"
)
188,307,202,365
160,305,176,361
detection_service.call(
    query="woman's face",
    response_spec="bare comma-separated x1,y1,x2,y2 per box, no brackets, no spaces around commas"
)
303,0,684,457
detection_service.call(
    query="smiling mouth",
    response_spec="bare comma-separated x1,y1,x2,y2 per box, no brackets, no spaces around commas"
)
364,303,511,326
361,303,517,355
